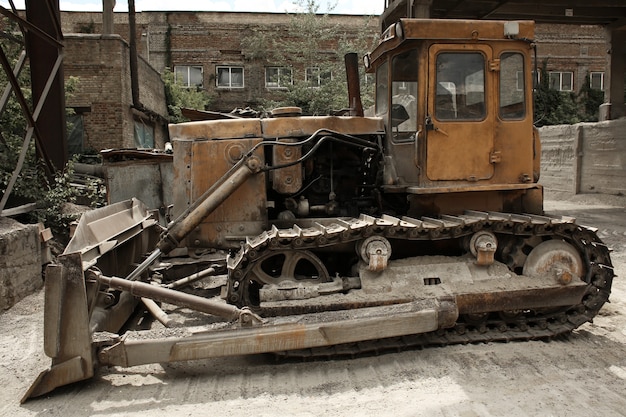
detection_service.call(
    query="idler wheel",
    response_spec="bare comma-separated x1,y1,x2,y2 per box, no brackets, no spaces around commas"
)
522,240,583,284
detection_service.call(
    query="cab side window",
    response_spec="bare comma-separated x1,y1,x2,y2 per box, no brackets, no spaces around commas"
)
499,52,526,119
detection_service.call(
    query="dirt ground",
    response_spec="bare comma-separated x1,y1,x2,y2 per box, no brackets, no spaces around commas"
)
2,190,626,417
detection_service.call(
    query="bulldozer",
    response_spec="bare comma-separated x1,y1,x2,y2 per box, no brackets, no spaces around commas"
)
24,18,614,401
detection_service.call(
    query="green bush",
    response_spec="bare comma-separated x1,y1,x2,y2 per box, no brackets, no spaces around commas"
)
534,62,605,126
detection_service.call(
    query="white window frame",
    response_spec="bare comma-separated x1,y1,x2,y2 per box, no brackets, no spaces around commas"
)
265,66,292,89
306,67,332,88
216,66,245,89
531,70,541,89
549,71,573,91
590,72,604,90
174,65,203,88
516,70,524,91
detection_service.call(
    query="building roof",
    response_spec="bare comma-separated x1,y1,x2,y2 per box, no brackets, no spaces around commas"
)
381,1,626,36
429,0,626,29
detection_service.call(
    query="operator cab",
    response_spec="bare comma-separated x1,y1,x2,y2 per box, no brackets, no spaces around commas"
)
365,19,541,214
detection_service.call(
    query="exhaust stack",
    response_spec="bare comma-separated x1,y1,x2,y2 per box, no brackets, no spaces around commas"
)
344,52,364,117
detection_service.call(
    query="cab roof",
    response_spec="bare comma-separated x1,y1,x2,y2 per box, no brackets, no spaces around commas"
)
366,18,535,70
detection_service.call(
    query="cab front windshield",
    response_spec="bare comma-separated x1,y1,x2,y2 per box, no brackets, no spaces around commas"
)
375,49,418,142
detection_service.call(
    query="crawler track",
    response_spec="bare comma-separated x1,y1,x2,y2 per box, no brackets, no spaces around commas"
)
227,211,614,357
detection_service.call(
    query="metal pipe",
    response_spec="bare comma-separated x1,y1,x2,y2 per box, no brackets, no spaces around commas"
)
128,0,140,108
74,162,105,177
98,275,243,322
126,248,161,282
141,298,173,327
344,52,364,117
165,267,217,289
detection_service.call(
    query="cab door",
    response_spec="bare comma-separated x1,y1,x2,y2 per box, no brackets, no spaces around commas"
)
426,44,495,182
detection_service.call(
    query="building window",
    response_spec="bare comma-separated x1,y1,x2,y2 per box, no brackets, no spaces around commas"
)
549,71,573,91
531,70,541,89
134,119,154,148
590,72,604,90
174,65,203,88
518,70,540,90
306,67,331,88
515,71,524,91
217,66,244,88
265,67,292,89
67,113,85,155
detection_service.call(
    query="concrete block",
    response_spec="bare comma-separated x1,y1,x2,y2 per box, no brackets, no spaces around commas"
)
0,217,43,310
539,119,626,196
579,118,626,195
538,124,578,193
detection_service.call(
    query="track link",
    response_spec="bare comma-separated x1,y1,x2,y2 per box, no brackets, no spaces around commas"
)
226,211,614,357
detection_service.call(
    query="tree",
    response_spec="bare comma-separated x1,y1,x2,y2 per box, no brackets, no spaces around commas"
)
0,17,37,205
162,68,214,124
0,17,102,240
241,0,377,115
577,73,605,122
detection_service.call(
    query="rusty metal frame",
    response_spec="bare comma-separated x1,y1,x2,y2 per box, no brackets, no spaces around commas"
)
0,1,65,214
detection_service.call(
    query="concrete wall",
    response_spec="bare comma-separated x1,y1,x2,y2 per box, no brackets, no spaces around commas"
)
539,118,626,195
0,218,42,310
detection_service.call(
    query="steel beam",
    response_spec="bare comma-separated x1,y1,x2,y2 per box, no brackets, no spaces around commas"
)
25,0,67,174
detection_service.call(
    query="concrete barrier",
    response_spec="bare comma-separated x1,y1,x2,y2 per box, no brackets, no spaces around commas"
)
0,217,43,310
539,118,626,195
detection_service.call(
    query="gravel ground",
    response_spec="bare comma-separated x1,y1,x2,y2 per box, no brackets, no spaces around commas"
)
2,190,626,417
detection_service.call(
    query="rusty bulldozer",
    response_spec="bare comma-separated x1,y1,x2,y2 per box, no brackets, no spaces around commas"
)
24,19,613,401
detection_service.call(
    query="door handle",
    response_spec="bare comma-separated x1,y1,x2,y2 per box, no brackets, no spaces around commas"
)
425,116,448,136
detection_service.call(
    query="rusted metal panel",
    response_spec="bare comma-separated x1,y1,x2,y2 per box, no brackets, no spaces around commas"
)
103,152,173,222
261,116,384,138
402,19,535,41
456,282,588,314
406,187,543,217
271,139,302,194
172,137,267,249
168,118,263,140
98,298,458,367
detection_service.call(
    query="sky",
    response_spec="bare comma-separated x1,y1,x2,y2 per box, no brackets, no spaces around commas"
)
1,0,383,15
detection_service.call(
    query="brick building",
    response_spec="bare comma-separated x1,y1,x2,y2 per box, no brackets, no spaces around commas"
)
58,11,610,150
63,34,168,153
536,24,608,94
61,11,378,114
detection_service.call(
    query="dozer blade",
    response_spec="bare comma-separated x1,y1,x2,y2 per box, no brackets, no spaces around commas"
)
24,199,160,402
23,253,93,402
